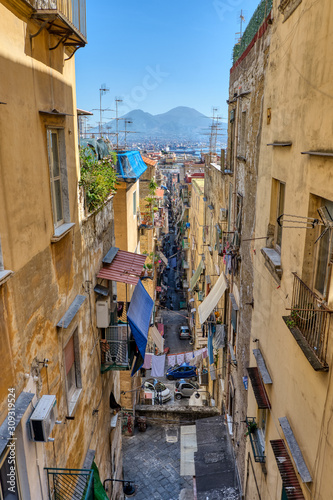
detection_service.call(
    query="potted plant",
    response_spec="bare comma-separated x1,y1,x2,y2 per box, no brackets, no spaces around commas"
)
244,420,258,437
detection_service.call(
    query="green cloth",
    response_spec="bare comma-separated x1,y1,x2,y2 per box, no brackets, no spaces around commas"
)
92,461,109,500
190,258,204,290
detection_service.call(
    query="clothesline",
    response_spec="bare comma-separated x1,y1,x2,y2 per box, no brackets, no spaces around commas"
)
143,348,209,377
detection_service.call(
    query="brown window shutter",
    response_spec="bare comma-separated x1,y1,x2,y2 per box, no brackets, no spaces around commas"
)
64,336,75,375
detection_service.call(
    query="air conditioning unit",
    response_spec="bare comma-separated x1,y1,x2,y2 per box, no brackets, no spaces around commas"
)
219,208,228,221
96,297,110,328
29,395,58,442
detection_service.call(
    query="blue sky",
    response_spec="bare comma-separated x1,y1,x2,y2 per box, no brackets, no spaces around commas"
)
75,0,261,126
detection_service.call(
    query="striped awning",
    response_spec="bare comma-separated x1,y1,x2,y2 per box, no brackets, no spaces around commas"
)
97,249,147,285
247,367,271,409
270,439,305,499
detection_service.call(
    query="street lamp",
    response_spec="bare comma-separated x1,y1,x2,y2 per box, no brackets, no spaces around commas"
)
103,478,136,496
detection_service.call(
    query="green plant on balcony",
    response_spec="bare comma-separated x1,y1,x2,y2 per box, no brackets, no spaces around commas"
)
244,420,258,437
79,147,118,213
149,178,157,195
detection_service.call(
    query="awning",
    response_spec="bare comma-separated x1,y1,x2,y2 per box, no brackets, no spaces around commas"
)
279,417,312,483
270,440,305,499
127,280,154,375
198,273,228,325
150,326,164,353
97,249,146,285
57,295,86,329
247,367,271,409
190,258,204,290
253,349,272,384
159,251,168,266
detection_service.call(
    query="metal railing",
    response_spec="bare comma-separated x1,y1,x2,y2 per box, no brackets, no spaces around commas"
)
245,418,265,463
34,0,87,39
290,272,332,366
45,468,94,500
101,325,134,370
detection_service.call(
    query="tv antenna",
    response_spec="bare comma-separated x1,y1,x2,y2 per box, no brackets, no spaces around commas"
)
277,206,333,244
99,84,110,136
118,119,139,150
114,98,123,150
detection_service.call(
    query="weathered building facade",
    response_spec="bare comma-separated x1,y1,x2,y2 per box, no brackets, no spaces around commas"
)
246,0,333,498
0,1,123,498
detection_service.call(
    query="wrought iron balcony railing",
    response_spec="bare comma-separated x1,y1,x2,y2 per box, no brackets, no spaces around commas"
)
285,272,332,370
245,417,265,463
45,468,94,500
32,0,87,44
100,325,135,372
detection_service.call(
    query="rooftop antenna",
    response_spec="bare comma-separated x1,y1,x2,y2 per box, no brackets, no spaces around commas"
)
99,84,110,136
115,97,123,150
235,10,245,43
277,206,333,244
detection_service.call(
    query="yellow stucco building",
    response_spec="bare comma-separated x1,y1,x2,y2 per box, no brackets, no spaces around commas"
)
0,2,124,498
243,0,333,498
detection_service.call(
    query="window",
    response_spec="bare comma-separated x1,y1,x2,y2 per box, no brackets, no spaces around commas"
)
47,129,71,237
279,0,302,21
64,328,82,415
239,110,247,157
269,179,285,251
257,408,268,452
304,197,333,298
133,190,137,216
0,444,21,499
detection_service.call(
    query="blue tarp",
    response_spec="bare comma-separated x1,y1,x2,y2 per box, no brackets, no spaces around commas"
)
127,280,154,375
117,151,148,180
80,138,111,160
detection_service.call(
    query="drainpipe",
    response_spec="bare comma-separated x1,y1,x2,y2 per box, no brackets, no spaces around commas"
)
225,93,239,422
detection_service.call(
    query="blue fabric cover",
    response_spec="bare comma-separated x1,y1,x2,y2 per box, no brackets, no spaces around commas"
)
208,324,215,365
116,151,148,180
127,280,154,375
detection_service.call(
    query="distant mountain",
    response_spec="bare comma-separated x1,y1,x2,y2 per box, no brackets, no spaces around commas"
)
92,106,217,141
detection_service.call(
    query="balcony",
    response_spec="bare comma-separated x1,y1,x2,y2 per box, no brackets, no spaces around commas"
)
45,468,94,499
245,417,265,463
283,272,332,371
182,239,190,250
137,210,154,228
31,0,87,53
100,325,136,372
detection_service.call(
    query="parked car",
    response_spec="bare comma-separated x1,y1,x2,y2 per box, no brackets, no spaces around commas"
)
174,379,199,400
166,363,197,380
143,378,171,403
179,325,191,339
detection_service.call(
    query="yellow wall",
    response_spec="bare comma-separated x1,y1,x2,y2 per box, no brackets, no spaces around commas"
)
0,3,122,497
113,180,139,302
247,1,333,498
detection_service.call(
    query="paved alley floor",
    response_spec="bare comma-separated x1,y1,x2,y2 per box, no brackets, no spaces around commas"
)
123,424,194,499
